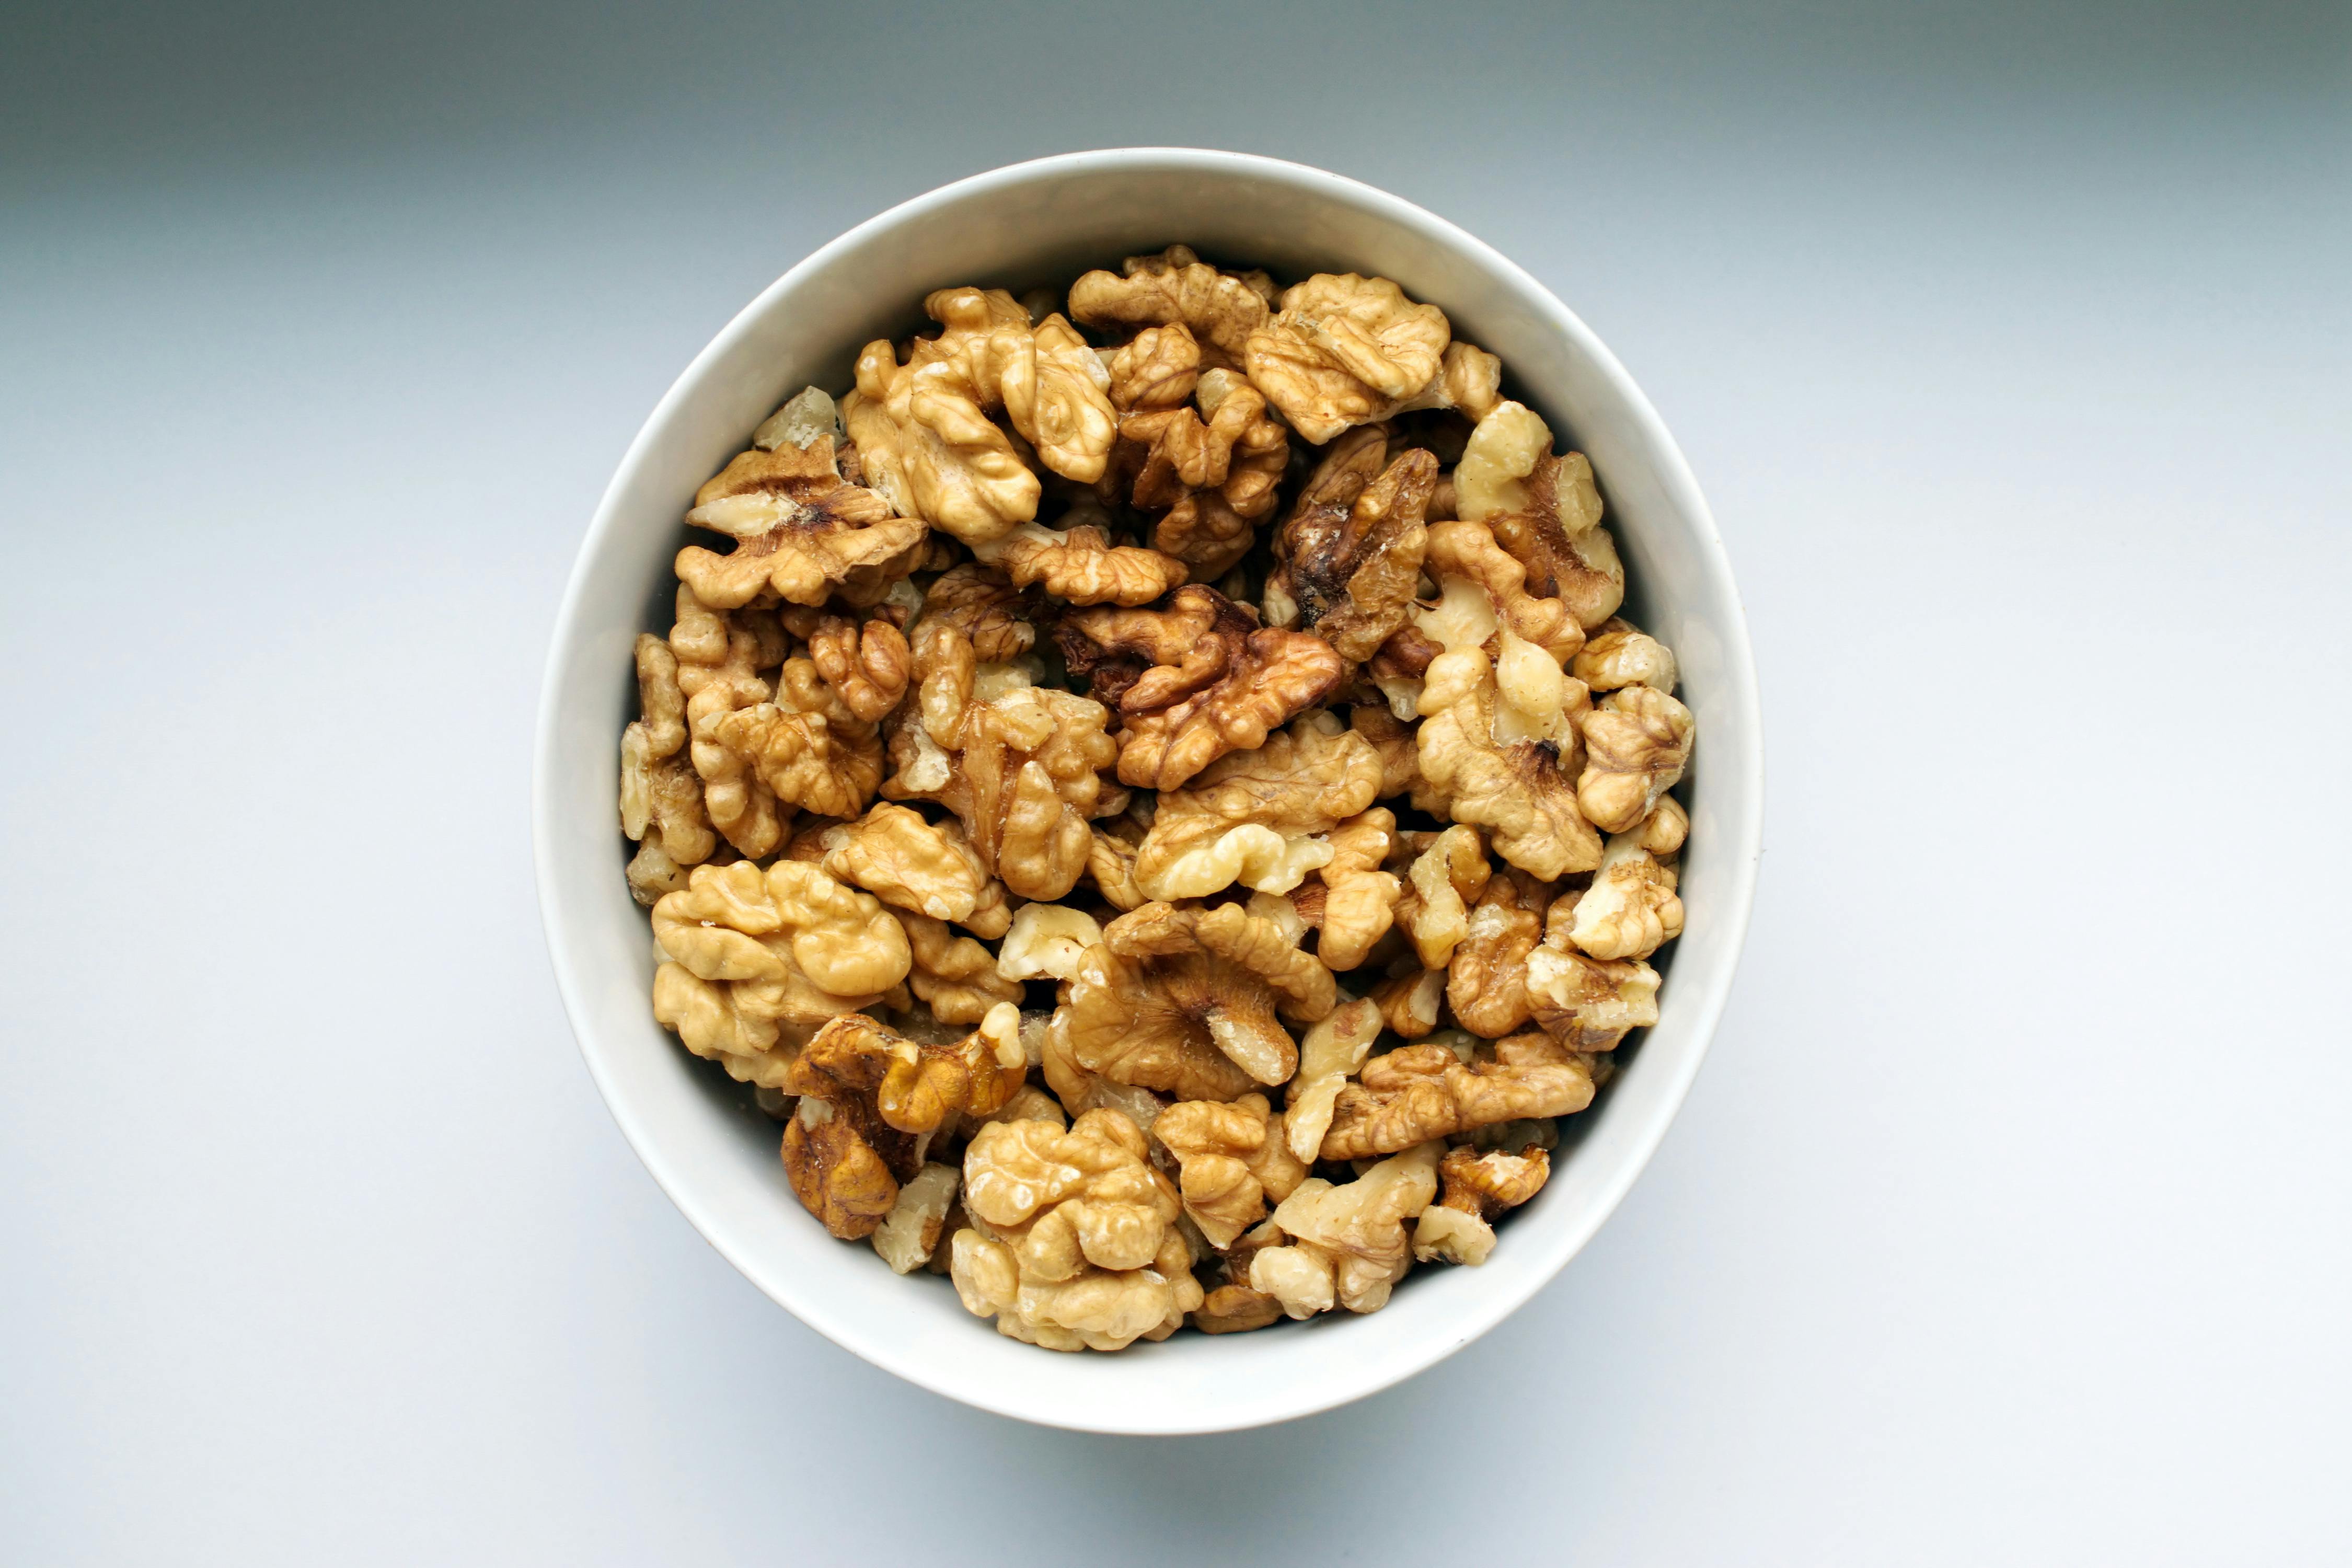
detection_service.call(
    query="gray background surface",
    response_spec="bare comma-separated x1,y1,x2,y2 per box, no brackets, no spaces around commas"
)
5,2,2348,1561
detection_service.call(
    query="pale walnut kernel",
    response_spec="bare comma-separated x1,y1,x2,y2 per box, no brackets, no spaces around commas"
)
1060,585,1347,790
900,911,1023,1025
1085,816,1149,912
1638,794,1690,857
885,619,1120,902
1284,996,1385,1164
1573,617,1679,694
1251,1140,1443,1316
872,1161,961,1274
1577,685,1696,834
1413,1144,1550,1267
1062,900,1336,1100
1320,1034,1598,1160
1422,518,1584,665
1455,401,1624,631
1242,273,1452,444
1132,714,1384,901
1312,809,1403,973
1068,245,1274,360
1398,824,1492,970
675,432,929,610
1566,832,1685,962
1525,927,1660,1051
1370,966,1445,1039
1264,430,1437,663
818,802,1011,938
1154,1092,1309,1249
996,903,1106,985
981,520,1188,606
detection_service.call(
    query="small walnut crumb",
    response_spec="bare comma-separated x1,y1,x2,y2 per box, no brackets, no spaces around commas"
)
872,1161,961,1274
1573,617,1679,693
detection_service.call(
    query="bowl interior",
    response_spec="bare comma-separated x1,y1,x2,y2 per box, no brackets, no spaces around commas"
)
535,150,1760,1434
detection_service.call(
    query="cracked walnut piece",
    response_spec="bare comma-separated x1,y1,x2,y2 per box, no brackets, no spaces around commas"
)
714,655,887,821
1068,245,1275,361
1060,584,1347,791
1155,1093,1308,1249
1265,428,1438,663
902,910,1024,1024
1242,273,1452,445
1566,832,1684,962
1320,1033,1599,1161
1062,900,1337,1100
1454,400,1624,631
980,520,1188,606
818,802,1011,938
1413,1145,1551,1267
676,424,928,609
1577,685,1696,835
952,1108,1203,1351
620,634,714,906
1250,1140,1443,1317
1132,713,1384,901
1525,912,1660,1051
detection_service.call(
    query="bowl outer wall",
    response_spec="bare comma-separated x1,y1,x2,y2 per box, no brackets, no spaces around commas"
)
532,149,1762,1434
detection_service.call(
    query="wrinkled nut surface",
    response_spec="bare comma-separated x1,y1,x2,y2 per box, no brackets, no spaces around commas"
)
622,247,1697,1350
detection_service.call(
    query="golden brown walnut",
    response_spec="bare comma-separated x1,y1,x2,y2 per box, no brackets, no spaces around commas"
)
1189,1217,1289,1334
1085,816,1149,912
1397,824,1492,969
650,862,913,1084
901,911,1024,1024
791,1006,1025,1139
1370,966,1445,1039
1242,273,1452,444
1108,356,1290,571
915,563,1036,662
673,589,788,858
872,1161,961,1274
1350,706,1421,798
1154,1093,1309,1248
818,802,1010,938
1060,585,1347,790
1413,1144,1550,1266
1400,341,1504,422
781,1081,915,1240
1567,832,1685,961
1306,807,1402,973
1250,1140,1443,1316
1525,918,1661,1050
1577,685,1696,834
885,620,1120,901
995,903,1105,985
1638,794,1689,857
804,613,913,723
1068,245,1275,361
1284,995,1385,1164
620,633,716,906
1446,872,1549,1039
675,433,929,609
1062,900,1336,1099
1131,714,1384,901
1423,518,1586,666
982,521,1187,606
1104,324,1201,411
1455,401,1624,631
1320,1033,1599,1160
1573,617,1679,693
1264,430,1437,662
714,655,887,821
951,1108,1203,1351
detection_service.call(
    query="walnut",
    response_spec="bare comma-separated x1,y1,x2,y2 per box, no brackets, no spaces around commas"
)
620,634,716,906
1103,323,1201,411
995,903,1105,984
1398,341,1503,422
1283,995,1385,1164
872,1161,961,1274
1446,872,1549,1038
818,802,1010,937
913,563,1035,662
1566,832,1684,961
1264,430,1436,662
1638,794,1689,857
1422,520,1584,666
1350,705,1420,798
673,589,788,858
1320,1033,1598,1160
1577,685,1696,834
1370,966,1445,1039
951,1109,1202,1351
892,910,1017,1023
1412,1145,1549,1267
803,613,913,723
1154,1092,1308,1248
676,433,928,610
885,620,1120,901
1084,816,1148,912
1573,617,1679,694
1455,401,1623,631
781,1083,915,1240
1068,245,1274,361
1525,923,1660,1050
1060,585,1347,790
1063,900,1336,1099
650,862,912,1082
1242,273,1452,444
1250,1140,1443,1316
1132,714,1383,900
981,520,1187,606
1396,824,1492,969
1111,360,1290,573
1299,807,1401,972
714,656,887,821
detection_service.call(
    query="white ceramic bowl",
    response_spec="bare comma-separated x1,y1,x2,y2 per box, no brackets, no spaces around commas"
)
534,149,1762,1434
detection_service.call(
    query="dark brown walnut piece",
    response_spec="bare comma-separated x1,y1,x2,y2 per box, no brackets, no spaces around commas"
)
1264,429,1437,663
1059,585,1347,790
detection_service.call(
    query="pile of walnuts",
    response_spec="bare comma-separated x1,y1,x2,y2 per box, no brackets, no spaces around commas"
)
620,246,1695,1352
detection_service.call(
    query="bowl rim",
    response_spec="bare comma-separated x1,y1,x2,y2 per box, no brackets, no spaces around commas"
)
533,146,1763,1432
